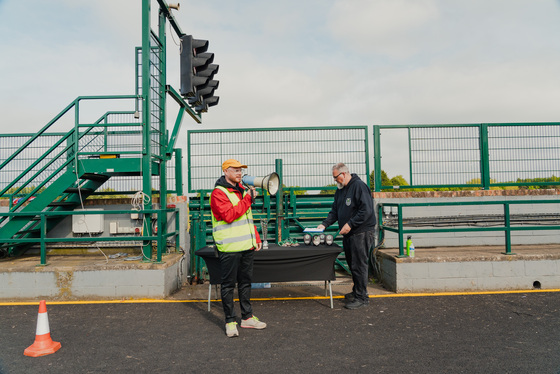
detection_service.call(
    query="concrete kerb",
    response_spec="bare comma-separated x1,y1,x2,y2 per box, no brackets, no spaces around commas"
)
377,244,560,293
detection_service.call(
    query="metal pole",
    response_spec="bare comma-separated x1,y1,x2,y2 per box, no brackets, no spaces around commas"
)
141,0,153,261
275,159,284,243
373,126,382,192
503,203,515,255
157,7,168,262
397,205,405,257
40,214,47,266
479,124,491,190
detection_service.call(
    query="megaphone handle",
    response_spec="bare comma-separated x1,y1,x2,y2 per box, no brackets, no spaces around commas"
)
249,187,256,203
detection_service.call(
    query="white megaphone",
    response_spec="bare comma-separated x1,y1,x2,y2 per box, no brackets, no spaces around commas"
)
242,173,280,196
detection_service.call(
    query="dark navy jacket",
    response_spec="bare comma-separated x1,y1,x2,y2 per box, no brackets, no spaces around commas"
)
321,173,376,236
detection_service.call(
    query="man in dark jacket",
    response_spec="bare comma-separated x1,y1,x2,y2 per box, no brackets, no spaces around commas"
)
318,163,376,309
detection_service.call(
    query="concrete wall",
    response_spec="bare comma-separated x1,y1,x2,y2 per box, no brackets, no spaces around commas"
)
379,252,560,293
0,253,188,300
373,189,560,248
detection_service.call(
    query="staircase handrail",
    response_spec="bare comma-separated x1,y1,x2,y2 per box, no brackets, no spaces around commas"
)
0,100,76,172
0,96,141,210
0,131,74,198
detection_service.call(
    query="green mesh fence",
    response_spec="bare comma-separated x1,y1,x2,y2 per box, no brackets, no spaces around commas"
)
187,126,370,192
488,124,560,184
373,123,560,190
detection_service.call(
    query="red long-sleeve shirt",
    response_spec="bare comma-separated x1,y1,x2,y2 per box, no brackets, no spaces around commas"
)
210,183,261,244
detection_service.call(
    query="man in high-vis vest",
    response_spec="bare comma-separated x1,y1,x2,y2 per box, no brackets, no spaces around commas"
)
210,159,266,338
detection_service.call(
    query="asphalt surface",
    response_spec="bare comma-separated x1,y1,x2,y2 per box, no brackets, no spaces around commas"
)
0,292,559,374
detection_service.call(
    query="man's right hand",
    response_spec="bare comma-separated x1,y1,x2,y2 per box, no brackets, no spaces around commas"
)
317,224,325,231
249,186,258,201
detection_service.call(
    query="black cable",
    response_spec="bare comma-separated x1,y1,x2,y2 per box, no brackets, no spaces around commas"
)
368,229,385,284
382,213,560,228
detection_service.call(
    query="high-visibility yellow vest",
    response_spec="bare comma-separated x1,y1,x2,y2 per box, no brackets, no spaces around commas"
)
211,186,257,252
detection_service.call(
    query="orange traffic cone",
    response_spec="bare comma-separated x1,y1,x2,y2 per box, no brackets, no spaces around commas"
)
24,300,61,357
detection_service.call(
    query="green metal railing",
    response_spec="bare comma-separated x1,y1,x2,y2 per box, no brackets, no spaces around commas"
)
187,159,349,280
0,95,184,260
379,200,560,256
0,208,180,265
0,96,139,206
188,188,345,281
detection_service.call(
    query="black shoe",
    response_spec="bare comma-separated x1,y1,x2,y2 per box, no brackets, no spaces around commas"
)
344,299,369,310
344,292,355,302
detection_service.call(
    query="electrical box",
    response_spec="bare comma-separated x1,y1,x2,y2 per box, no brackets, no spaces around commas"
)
72,209,104,234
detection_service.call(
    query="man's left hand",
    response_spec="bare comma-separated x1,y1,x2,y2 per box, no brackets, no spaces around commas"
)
255,242,262,251
339,223,351,235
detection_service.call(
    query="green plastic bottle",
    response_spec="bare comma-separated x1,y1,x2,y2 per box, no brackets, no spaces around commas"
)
406,236,415,257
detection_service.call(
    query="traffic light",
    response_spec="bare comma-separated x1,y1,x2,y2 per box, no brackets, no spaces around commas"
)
180,35,219,113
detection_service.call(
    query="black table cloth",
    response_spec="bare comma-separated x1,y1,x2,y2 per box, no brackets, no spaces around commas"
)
195,243,343,284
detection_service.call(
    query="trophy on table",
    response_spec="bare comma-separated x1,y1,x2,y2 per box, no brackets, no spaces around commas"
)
260,219,269,250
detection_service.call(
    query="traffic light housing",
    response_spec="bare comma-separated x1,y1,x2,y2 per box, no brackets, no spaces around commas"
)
180,35,219,113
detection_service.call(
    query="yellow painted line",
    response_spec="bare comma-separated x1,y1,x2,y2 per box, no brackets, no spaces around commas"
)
0,288,558,306
368,288,560,298
0,299,200,306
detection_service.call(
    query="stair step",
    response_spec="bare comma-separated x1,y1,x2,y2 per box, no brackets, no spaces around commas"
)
81,173,110,182
48,201,75,207
15,227,40,236
65,187,94,194
30,215,58,221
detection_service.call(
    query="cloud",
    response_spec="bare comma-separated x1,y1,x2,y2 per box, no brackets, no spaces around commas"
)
328,0,440,59
3,0,560,179
344,55,560,126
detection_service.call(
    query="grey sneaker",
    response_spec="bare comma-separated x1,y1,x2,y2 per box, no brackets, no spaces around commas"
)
241,316,267,329
225,322,239,337
344,292,355,301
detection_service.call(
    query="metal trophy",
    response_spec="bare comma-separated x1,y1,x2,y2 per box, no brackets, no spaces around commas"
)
261,219,269,250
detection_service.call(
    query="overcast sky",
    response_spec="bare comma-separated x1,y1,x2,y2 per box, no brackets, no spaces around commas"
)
1,0,560,177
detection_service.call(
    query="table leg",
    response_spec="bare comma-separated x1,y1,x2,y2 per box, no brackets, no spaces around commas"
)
208,284,212,312
329,280,333,309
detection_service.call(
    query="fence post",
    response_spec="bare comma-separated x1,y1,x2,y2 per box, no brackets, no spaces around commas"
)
397,205,406,257
275,159,284,243
174,148,183,196
156,210,163,263
40,214,47,266
502,203,516,255
373,126,382,192
479,124,490,190
190,212,200,280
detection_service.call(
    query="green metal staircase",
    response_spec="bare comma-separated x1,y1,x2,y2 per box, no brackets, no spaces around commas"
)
0,170,110,256
0,1,198,261
0,98,149,258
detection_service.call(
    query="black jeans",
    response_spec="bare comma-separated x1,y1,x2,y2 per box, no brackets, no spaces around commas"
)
342,230,375,303
218,249,254,323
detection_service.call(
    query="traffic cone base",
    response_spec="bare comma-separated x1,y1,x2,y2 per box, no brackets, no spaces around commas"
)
24,333,61,357
24,300,61,357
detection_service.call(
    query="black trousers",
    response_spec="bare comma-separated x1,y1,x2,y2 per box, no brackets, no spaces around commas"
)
218,249,254,323
342,230,375,302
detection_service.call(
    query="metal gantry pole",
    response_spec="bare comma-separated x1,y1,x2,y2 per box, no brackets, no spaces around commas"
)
141,0,153,261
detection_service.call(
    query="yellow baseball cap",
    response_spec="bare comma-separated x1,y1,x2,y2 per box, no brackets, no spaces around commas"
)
222,159,247,171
